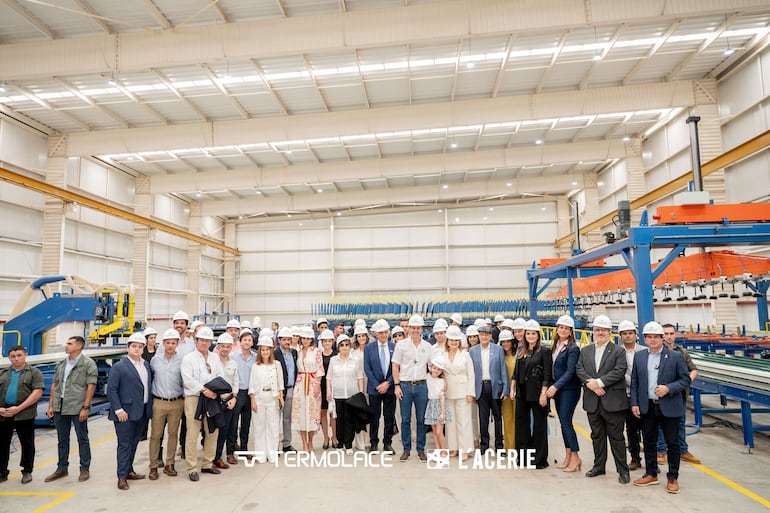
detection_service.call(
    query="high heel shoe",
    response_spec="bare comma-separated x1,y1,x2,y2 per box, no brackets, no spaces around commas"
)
556,450,572,469
563,455,582,473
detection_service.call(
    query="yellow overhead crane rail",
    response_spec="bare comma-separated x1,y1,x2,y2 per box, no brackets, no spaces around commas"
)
0,165,239,256
555,129,770,248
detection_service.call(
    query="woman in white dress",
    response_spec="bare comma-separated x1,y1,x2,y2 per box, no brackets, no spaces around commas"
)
249,336,284,463
443,326,475,460
326,334,364,454
291,326,324,451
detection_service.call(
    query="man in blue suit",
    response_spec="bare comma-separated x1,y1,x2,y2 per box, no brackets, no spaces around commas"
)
107,332,153,491
630,321,691,494
364,319,396,454
470,325,509,452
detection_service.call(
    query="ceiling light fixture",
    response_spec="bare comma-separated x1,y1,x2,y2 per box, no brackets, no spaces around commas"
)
571,181,578,186
317,188,323,193
195,192,202,198
450,142,457,149
592,26,602,62
535,138,543,145
108,73,117,86
506,183,513,187
623,135,631,142
443,184,449,189
592,52,602,62
724,17,735,56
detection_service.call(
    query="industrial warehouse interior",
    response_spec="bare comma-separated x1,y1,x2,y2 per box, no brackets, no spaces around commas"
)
1,1,770,512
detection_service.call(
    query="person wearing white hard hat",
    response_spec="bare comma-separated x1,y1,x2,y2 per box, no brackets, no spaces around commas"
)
350,325,371,452
225,319,241,341
213,334,238,470
240,320,252,330
464,324,481,447
228,329,256,458
617,320,645,471
498,330,517,451
512,320,551,469
249,336,285,464
147,329,183,480
491,314,504,343
391,325,406,342
431,319,449,359
142,327,158,363
326,334,364,455
511,318,526,351
316,318,329,333
173,312,195,358
576,315,630,483
465,325,480,348
318,330,338,450
180,326,224,481
392,314,432,462
274,327,298,453
470,324,510,454
450,313,463,327
290,326,301,351
291,326,325,451
630,321,691,494
364,319,396,454
107,332,152,490
545,315,583,472
442,325,475,459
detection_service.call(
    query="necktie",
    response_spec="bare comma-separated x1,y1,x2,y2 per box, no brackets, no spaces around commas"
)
380,344,388,376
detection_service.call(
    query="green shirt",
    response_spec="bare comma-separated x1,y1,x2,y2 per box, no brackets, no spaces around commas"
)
0,364,45,421
51,354,98,415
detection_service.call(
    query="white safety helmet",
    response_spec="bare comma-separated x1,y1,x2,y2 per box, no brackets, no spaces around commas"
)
451,313,463,325
226,319,241,329
260,328,274,339
252,317,262,329
501,319,516,330
474,318,486,328
446,326,463,340
172,311,190,322
216,333,234,345
618,320,637,333
433,318,448,333
354,319,367,328
371,319,390,333
317,317,329,326
494,314,505,323
524,319,541,332
484,318,493,326
143,327,157,337
512,318,527,330
257,336,274,348
408,315,425,327
353,325,369,336
290,326,301,337
196,327,215,340
592,315,613,330
336,334,351,345
127,332,146,345
190,320,204,332
642,321,665,336
299,326,315,339
162,328,180,340
239,328,254,338
431,357,448,371
391,326,405,336
556,315,575,329
465,325,479,337
498,330,514,342
278,327,293,339
319,329,335,340
240,320,252,329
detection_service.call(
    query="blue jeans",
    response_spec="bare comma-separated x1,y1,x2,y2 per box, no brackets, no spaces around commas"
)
399,383,428,452
555,388,581,452
54,413,91,471
656,393,688,454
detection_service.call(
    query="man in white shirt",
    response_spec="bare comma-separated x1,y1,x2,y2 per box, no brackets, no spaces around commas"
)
392,315,432,462
181,327,224,481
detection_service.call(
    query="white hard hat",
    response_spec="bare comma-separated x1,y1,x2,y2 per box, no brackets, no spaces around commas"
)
499,330,514,342
143,327,157,336
278,327,293,339
494,314,505,323
465,325,479,337
240,320,252,329
354,325,369,336
524,319,541,332
190,320,204,332
354,319,366,328
512,318,527,330
336,334,351,345
371,319,390,333
474,318,486,328
642,321,665,335
446,325,462,340
239,328,254,338
253,317,262,329
618,320,637,333
291,326,301,336
196,327,215,340
391,326,405,336
299,326,315,339
162,328,180,340
319,329,335,340
433,318,448,333
317,317,329,326
257,336,274,348
431,357,448,371
592,315,613,330
556,315,575,329
226,319,241,329
172,311,190,322
451,313,463,325
217,333,234,345
260,328,274,339
484,318,493,325
408,315,425,327
501,319,516,330
127,332,146,345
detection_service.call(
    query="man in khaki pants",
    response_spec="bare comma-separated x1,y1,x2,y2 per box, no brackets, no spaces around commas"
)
148,329,185,480
180,327,223,481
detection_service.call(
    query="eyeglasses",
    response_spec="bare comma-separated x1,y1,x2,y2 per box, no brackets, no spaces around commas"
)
338,342,350,347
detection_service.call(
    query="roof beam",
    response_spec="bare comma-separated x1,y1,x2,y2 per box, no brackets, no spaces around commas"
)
68,81,695,156
53,77,129,128
622,20,681,86
72,0,113,34
199,64,250,119
9,83,90,130
151,68,209,122
142,0,172,29
3,0,761,80
3,0,55,39
579,25,625,90
150,139,626,194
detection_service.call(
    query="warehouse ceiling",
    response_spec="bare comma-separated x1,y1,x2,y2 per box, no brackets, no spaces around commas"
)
1,0,769,220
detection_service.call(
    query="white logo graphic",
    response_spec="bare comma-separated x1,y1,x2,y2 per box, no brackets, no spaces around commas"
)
426,449,451,469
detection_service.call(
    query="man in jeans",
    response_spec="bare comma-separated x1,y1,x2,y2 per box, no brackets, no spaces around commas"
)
45,336,98,483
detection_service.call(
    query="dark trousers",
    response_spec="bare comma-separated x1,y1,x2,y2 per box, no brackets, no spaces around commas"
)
335,398,355,449
215,407,236,461
114,416,146,478
515,399,549,467
642,400,680,480
0,418,35,474
478,382,503,451
228,390,252,451
555,388,581,452
368,393,396,446
625,401,643,461
586,403,629,475
54,413,91,471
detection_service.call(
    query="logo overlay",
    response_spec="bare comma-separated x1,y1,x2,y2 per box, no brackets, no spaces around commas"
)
234,450,394,468
427,449,538,470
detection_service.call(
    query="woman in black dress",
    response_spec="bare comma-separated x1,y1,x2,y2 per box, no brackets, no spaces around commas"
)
319,330,338,449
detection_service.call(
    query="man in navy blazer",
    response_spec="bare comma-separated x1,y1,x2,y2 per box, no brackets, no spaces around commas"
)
631,321,691,494
364,319,396,454
470,325,509,452
107,333,153,490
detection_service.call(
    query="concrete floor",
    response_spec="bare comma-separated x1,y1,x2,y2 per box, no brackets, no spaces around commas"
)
1,401,769,513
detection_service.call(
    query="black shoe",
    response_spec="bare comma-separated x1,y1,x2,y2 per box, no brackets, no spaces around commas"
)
188,472,199,482
21,472,32,484
369,444,379,453
201,467,221,475
417,451,428,462
282,446,297,453
536,462,549,469
585,468,606,477
0,473,8,483
382,444,395,454
619,473,630,484
400,452,410,462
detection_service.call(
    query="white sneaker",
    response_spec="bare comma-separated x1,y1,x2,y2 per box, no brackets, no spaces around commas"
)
346,449,354,455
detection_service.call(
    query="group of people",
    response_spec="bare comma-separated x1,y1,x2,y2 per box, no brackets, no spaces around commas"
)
0,311,700,496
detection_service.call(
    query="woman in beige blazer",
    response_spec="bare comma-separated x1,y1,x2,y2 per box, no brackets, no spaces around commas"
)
443,326,476,459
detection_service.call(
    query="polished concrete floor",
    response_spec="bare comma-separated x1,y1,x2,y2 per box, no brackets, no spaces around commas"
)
1,397,769,513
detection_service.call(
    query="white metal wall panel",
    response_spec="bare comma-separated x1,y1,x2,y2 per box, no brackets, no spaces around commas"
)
726,154,770,203
0,119,46,173
0,181,45,210
0,243,40,277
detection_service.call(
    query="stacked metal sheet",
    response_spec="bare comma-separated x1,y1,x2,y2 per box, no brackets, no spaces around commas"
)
689,349,770,392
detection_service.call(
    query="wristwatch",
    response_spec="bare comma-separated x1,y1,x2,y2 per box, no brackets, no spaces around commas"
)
81,405,91,411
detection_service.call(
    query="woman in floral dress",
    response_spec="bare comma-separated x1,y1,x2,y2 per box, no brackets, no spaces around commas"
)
291,326,324,451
